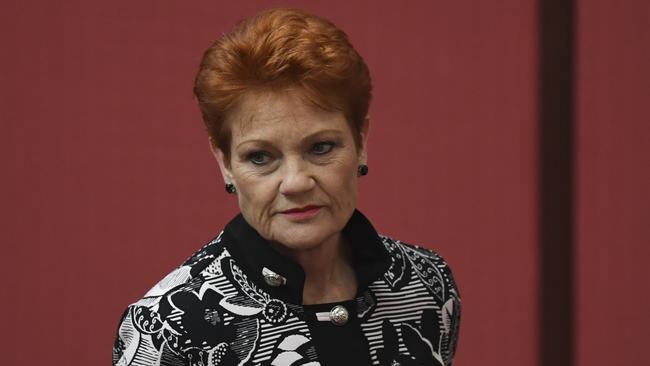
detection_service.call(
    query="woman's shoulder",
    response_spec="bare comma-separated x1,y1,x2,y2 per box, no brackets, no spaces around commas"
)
373,235,461,365
379,234,456,273
132,232,227,305
113,232,233,364
376,234,461,299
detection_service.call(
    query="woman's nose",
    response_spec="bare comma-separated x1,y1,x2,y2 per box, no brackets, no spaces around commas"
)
278,158,315,195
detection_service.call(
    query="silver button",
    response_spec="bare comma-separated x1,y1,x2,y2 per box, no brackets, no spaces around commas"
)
329,305,349,325
262,267,286,287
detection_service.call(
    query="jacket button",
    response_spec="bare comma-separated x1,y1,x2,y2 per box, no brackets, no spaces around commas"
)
262,267,286,287
329,305,349,325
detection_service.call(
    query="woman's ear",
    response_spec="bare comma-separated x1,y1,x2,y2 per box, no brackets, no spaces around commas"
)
209,137,234,186
358,116,370,164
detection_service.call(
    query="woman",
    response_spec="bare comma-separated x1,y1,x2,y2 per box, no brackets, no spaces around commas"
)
113,8,460,366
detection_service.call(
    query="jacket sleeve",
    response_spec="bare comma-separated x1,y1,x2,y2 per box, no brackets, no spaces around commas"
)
112,238,224,365
441,258,461,365
112,307,131,365
112,304,186,366
408,244,461,366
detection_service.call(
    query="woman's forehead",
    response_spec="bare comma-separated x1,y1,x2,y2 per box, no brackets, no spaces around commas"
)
227,91,349,142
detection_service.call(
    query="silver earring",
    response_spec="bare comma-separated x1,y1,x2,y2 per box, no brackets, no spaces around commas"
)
225,183,236,194
358,164,368,176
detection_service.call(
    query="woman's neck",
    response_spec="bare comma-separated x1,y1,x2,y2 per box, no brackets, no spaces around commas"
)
281,233,357,305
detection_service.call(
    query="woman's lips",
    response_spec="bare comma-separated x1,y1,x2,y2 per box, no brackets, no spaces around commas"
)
281,205,322,220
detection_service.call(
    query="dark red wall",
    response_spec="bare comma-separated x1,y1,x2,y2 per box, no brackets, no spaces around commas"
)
575,1,650,365
2,1,645,365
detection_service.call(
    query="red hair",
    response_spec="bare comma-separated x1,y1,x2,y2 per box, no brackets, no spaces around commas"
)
193,8,372,158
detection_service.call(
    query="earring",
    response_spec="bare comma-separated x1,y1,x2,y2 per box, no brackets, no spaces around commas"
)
225,183,236,194
358,164,369,176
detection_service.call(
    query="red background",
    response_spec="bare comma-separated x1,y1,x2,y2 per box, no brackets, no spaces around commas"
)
575,0,650,365
0,1,647,365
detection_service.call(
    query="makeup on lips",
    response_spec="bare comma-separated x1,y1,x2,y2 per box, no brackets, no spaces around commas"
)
280,205,322,220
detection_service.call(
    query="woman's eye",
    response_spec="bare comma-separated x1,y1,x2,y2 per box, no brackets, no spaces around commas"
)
247,151,271,165
311,141,335,155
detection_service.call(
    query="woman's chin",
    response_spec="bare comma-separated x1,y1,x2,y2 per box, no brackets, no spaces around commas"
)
269,226,340,254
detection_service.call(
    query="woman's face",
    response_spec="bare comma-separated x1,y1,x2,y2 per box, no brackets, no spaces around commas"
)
213,90,368,253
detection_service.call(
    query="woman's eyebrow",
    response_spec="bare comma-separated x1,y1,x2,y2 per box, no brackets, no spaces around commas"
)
235,129,345,150
301,129,345,140
235,139,275,150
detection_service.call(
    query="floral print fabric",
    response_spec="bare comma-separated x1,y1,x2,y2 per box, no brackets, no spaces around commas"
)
113,214,460,365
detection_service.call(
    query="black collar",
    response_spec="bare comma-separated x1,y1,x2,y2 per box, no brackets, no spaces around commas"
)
221,209,391,305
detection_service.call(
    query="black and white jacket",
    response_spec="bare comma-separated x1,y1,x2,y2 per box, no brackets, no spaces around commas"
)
113,210,461,366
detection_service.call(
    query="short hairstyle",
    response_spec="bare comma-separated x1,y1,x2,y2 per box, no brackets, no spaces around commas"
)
193,8,372,159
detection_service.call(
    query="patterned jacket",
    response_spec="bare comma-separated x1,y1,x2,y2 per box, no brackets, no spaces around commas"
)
113,210,461,366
